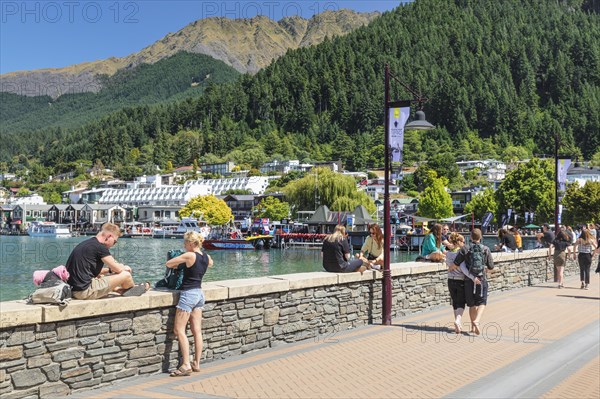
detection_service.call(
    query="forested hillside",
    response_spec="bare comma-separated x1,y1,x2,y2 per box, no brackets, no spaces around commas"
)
2,0,599,171
0,52,240,134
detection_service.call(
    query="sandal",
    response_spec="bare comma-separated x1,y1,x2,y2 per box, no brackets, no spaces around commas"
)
191,363,201,373
123,282,151,297
170,366,192,377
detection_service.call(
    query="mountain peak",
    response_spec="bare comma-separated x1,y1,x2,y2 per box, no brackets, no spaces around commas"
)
1,9,379,99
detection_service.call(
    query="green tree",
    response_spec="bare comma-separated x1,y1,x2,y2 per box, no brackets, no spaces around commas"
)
590,149,600,167
416,176,453,218
495,158,554,223
464,188,498,222
253,196,290,220
179,195,233,226
562,181,600,225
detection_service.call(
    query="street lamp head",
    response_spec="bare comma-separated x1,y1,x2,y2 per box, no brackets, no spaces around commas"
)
404,110,435,131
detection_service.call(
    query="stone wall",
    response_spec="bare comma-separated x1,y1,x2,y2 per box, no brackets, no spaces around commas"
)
0,250,580,398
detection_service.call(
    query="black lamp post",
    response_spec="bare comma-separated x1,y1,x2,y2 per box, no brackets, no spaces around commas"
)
383,64,434,325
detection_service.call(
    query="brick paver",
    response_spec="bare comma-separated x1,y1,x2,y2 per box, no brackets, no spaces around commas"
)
72,274,600,399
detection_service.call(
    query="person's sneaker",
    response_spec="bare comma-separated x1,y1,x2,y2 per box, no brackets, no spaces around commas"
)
581,282,586,289
585,284,589,290
371,264,381,271
558,284,562,289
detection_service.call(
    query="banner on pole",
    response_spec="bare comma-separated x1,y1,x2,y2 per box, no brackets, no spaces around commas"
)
557,158,571,192
388,106,410,163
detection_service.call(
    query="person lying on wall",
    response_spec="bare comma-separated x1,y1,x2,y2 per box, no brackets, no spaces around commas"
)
66,223,149,299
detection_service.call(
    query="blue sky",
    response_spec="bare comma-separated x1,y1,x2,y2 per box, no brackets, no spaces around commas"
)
0,1,405,74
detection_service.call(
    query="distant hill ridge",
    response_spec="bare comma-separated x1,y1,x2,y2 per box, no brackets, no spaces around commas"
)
0,9,379,99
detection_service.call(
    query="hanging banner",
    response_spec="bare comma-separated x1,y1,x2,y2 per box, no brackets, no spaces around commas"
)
388,106,411,163
481,212,494,229
524,212,530,223
557,158,571,192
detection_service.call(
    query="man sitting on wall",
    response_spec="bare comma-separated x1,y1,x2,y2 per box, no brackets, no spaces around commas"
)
66,223,149,299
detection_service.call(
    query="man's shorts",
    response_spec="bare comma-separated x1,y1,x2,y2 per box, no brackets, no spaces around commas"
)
177,288,205,312
72,276,111,300
464,278,488,307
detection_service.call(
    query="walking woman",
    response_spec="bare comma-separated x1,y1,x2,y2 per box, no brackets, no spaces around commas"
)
445,232,467,334
552,230,570,289
574,228,597,290
166,231,213,376
421,224,445,261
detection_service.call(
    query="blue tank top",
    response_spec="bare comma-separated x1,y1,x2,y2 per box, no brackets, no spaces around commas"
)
180,251,209,291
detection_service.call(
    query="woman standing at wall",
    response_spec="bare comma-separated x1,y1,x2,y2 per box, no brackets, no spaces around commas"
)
166,231,213,376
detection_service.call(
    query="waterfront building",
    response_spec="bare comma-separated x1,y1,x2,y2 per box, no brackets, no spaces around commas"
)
80,204,126,226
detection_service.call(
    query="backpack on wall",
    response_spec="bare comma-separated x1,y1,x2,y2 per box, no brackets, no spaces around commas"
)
155,249,186,290
468,243,485,276
28,280,71,306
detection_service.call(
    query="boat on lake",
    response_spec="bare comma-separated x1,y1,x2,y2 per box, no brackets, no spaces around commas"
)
27,222,72,238
203,225,273,250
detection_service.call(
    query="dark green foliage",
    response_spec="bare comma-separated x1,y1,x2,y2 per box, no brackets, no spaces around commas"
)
1,0,599,171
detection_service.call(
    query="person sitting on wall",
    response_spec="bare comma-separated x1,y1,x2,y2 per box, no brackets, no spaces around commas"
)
420,224,445,262
66,223,149,299
322,225,366,273
355,224,384,270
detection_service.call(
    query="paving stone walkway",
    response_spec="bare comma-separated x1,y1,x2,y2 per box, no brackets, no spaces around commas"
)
70,274,600,399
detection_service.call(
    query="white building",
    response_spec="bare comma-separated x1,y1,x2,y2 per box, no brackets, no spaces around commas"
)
456,159,506,182
566,165,600,186
9,194,46,205
188,176,273,195
99,180,211,206
260,160,313,174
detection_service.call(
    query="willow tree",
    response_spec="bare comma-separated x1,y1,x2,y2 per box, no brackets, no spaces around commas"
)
179,195,233,226
283,167,375,214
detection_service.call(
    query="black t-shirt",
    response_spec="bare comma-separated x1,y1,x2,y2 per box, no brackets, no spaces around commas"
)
66,237,111,291
180,251,209,291
542,231,555,248
321,238,350,272
501,234,517,250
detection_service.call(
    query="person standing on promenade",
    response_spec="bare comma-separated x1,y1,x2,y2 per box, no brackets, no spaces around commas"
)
552,230,570,288
66,223,148,299
322,225,366,273
445,232,467,334
574,229,597,289
421,224,445,262
166,231,213,377
356,224,384,270
453,228,494,335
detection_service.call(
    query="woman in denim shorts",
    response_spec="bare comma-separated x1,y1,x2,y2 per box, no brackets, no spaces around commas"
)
165,231,213,377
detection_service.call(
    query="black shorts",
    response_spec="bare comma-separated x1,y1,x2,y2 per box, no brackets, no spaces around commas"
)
464,278,488,307
447,279,466,310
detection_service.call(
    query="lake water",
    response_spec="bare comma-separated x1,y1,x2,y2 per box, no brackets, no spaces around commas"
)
0,235,538,302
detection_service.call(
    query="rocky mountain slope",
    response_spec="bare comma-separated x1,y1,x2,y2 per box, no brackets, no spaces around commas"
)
0,9,378,99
